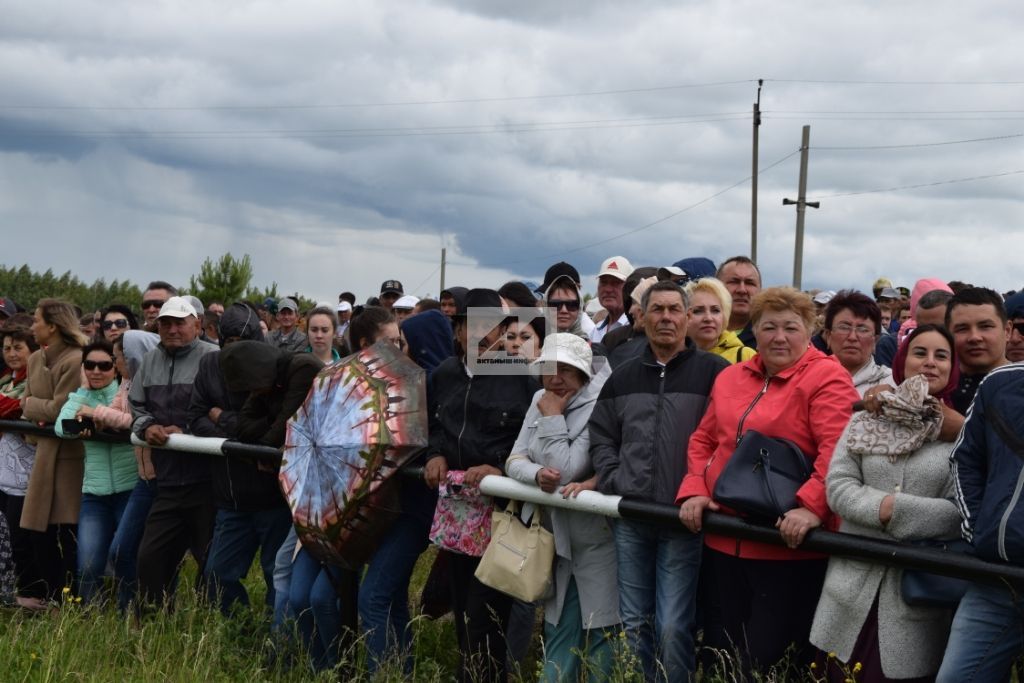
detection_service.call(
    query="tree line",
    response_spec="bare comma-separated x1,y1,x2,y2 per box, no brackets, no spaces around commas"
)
0,254,311,313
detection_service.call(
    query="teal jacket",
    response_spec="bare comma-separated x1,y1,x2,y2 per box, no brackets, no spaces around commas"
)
56,381,138,496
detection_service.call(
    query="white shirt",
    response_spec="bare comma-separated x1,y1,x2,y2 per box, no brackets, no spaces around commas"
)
589,312,629,343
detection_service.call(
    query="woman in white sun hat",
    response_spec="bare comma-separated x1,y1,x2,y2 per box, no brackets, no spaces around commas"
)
506,333,618,682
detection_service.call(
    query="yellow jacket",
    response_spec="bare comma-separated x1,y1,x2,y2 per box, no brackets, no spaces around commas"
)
709,330,757,364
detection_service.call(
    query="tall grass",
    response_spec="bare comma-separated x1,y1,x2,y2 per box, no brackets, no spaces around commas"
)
10,548,999,682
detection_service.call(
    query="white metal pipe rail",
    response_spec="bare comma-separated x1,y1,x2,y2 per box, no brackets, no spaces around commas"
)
2,418,1022,587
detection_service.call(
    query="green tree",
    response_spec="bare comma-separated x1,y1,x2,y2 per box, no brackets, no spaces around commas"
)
187,253,254,306
244,281,280,305
0,263,141,313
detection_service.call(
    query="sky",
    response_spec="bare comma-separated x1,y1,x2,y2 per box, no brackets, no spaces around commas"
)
1,0,1022,305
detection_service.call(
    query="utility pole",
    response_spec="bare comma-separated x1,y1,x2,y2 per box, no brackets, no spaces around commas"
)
439,247,447,293
782,125,819,290
751,79,763,263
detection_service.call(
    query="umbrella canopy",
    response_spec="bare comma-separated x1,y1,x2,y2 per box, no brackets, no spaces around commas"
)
281,340,427,567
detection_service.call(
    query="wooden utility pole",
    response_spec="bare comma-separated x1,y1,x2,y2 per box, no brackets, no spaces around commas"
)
750,79,763,263
782,125,819,290
439,248,447,293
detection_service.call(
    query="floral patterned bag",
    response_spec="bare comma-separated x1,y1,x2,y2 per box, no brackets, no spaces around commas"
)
429,470,493,557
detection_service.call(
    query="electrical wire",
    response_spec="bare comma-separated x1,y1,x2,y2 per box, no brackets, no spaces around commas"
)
764,78,1024,86
812,132,1024,151
410,264,442,294
809,170,1024,200
448,148,801,269
1,112,751,140
0,79,754,111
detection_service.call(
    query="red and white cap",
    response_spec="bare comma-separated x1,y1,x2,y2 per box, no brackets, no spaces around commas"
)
597,256,634,281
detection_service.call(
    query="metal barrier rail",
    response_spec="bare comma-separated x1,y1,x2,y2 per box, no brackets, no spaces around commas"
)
3,418,1022,586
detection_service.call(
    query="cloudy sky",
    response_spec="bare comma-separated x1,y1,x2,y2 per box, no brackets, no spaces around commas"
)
1,0,1022,305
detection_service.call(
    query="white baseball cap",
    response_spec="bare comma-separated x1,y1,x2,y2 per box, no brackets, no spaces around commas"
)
393,295,420,310
157,296,198,319
598,256,634,281
336,301,353,312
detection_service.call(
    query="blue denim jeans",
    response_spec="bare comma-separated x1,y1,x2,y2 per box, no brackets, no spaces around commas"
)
108,478,157,610
77,490,132,603
542,576,615,683
358,493,433,673
614,518,702,683
290,547,345,672
203,506,293,614
937,581,1024,682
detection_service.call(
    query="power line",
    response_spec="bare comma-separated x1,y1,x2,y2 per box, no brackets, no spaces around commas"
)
812,132,1024,151
449,148,801,269
0,79,754,111
1,111,750,140
764,78,1024,86
809,169,1024,199
770,109,1024,115
766,115,1024,122
410,264,442,294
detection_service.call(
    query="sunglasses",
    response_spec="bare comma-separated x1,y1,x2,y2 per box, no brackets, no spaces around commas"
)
141,299,166,310
83,360,115,372
101,319,130,330
548,299,581,312
1014,322,1024,336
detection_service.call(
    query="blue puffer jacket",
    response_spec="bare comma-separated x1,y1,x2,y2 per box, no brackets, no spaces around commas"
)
56,381,138,496
951,363,1024,563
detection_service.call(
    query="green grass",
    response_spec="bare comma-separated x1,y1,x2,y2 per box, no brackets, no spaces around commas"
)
0,548,461,682
7,549,1007,682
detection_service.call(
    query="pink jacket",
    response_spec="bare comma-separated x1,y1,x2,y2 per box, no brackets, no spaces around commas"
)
92,378,155,481
677,347,858,560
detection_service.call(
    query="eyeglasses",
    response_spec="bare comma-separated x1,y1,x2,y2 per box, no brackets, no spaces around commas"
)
141,299,166,310
831,323,876,338
1013,322,1024,336
101,319,130,330
83,360,115,372
548,299,580,312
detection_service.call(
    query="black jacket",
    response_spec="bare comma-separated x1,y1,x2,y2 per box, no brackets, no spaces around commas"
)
188,351,287,512
590,342,727,504
219,342,323,449
427,357,539,472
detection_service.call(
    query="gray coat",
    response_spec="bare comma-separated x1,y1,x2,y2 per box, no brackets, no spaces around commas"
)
810,421,961,679
506,366,619,629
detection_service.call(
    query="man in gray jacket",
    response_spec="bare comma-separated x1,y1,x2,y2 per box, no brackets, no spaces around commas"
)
590,280,727,683
130,296,217,608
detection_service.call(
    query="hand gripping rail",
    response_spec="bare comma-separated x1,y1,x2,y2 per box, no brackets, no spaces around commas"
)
2,418,1023,586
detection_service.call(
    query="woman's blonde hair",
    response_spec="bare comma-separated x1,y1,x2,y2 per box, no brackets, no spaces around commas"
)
684,277,732,324
36,298,88,348
750,287,816,331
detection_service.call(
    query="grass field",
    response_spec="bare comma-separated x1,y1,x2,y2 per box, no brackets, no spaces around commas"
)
4,546,1005,682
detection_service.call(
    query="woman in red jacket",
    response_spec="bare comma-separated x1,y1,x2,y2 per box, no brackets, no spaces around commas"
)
678,287,858,674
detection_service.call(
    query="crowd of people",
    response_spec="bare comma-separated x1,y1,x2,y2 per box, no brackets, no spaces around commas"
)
0,255,1023,682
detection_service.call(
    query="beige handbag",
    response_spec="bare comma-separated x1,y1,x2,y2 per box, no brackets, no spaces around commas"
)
474,500,554,602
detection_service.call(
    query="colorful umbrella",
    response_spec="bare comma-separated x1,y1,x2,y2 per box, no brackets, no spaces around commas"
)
280,340,428,568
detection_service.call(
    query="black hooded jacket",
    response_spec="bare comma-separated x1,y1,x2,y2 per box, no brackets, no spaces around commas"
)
219,341,323,448
187,305,285,510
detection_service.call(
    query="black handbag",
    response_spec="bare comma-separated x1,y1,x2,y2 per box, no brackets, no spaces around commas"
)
713,429,812,520
900,539,973,608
